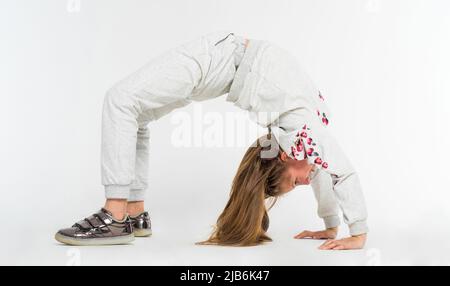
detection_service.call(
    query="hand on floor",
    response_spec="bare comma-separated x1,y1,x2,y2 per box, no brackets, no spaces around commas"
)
318,234,367,250
294,227,338,240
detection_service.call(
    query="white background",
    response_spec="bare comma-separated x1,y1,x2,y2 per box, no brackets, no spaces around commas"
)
1,0,449,265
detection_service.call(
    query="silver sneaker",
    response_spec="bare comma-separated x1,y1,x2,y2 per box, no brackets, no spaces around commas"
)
130,211,152,237
55,208,135,246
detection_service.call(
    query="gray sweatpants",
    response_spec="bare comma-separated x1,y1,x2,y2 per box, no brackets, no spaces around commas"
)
101,31,246,201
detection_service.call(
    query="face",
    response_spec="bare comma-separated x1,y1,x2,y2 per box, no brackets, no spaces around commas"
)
278,152,316,194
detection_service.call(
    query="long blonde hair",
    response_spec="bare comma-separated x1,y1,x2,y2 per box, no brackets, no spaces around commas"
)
198,133,287,246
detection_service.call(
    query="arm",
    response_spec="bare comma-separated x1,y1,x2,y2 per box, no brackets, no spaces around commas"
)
311,168,341,230
294,168,341,240
271,108,368,248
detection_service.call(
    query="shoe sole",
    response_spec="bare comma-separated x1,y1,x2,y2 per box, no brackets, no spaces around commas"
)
55,233,135,246
133,229,152,237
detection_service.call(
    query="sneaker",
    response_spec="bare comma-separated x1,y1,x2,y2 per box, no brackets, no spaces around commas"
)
130,211,152,237
55,208,135,246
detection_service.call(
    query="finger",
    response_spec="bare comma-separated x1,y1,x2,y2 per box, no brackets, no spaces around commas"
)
294,231,312,239
325,242,338,249
320,243,337,250
294,231,310,238
332,245,346,250
318,240,330,248
323,239,336,246
318,240,336,249
329,239,346,249
320,240,339,250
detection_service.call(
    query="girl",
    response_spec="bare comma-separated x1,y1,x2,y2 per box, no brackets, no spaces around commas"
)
55,31,368,250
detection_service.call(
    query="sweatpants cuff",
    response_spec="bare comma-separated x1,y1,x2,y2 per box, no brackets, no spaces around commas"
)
349,220,369,236
129,189,146,202
323,215,341,229
105,184,130,199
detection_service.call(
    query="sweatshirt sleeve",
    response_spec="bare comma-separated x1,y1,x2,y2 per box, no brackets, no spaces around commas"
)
309,168,341,229
271,107,369,236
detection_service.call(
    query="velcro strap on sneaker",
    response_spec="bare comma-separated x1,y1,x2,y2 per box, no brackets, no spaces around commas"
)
85,215,105,228
74,219,91,230
95,211,113,225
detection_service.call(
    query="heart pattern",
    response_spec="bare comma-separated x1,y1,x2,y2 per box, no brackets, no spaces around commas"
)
289,123,329,169
317,91,329,126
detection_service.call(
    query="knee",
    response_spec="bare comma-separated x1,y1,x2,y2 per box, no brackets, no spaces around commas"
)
103,86,124,108
103,85,140,116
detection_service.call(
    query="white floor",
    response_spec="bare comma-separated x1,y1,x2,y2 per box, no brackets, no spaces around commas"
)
2,226,366,266
2,145,449,266
2,172,450,266
3,222,449,266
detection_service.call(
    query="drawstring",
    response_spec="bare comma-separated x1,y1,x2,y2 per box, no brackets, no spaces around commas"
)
214,32,234,46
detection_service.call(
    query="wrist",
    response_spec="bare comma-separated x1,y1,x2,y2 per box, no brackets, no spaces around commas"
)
352,233,367,246
326,227,338,238
352,233,367,238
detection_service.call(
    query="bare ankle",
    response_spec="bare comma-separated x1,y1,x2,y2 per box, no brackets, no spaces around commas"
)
104,199,128,220
127,201,145,217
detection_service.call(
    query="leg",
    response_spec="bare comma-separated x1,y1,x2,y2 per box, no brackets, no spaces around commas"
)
101,85,142,219
128,121,150,216
101,86,141,200
101,49,202,203
101,31,241,203
55,31,240,245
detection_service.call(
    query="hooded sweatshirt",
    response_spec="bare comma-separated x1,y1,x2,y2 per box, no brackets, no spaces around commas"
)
227,38,368,236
